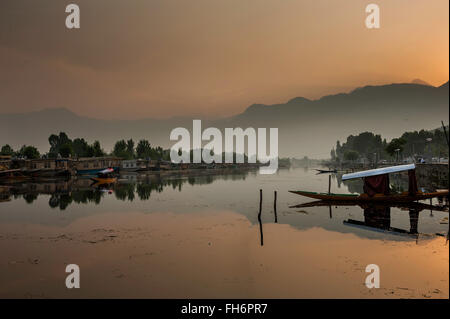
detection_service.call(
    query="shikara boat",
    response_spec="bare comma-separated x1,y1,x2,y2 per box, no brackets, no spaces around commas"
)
315,168,337,174
290,164,449,203
90,168,117,184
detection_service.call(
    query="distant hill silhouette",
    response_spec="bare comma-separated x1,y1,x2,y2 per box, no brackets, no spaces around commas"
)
0,81,448,158
411,78,431,86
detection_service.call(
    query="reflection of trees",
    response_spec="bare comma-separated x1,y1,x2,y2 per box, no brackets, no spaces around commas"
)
2,170,251,209
48,193,73,210
114,183,136,201
136,183,152,200
23,193,38,204
188,175,214,186
71,189,103,205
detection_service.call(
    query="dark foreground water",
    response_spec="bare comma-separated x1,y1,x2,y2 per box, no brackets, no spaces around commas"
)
0,168,448,298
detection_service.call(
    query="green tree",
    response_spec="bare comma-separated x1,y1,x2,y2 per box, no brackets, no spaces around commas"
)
136,139,152,159
48,132,72,158
0,144,14,156
113,140,128,158
72,138,89,157
385,138,406,157
126,139,135,158
344,150,359,162
59,143,73,158
92,140,105,157
18,145,40,159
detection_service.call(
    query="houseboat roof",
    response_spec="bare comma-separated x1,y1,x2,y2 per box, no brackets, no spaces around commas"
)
342,164,415,181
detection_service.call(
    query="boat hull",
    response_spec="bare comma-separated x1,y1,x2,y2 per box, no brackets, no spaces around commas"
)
77,167,119,175
289,190,449,202
90,177,117,184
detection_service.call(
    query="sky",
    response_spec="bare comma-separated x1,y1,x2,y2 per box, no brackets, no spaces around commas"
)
0,0,448,120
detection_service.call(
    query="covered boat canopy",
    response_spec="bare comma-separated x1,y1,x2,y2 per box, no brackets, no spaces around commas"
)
342,164,415,181
98,168,114,175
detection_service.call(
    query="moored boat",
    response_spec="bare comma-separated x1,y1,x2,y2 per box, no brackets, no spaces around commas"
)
315,168,337,174
90,168,117,184
290,164,449,203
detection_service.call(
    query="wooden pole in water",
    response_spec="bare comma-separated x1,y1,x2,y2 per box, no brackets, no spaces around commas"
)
430,198,433,216
442,121,449,193
328,175,331,194
274,190,278,223
258,189,263,246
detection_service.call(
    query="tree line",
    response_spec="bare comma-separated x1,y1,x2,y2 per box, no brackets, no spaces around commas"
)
0,132,170,160
330,127,449,163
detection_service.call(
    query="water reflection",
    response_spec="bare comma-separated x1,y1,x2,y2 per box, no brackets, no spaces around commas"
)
0,167,448,299
0,168,448,243
291,200,448,241
0,171,252,210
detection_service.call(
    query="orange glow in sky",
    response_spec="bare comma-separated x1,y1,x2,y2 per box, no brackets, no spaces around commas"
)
0,0,448,119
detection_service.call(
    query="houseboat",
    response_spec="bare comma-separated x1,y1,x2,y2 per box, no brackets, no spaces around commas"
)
25,158,74,178
0,169,30,181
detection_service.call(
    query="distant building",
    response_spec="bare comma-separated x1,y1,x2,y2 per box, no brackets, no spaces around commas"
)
121,159,138,171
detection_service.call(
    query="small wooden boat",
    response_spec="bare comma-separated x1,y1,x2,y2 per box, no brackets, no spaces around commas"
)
315,168,337,174
290,164,449,203
90,168,117,184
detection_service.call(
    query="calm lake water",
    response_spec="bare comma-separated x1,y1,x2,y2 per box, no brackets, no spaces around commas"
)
0,168,448,298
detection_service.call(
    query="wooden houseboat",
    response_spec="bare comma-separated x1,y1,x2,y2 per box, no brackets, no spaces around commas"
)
25,158,74,177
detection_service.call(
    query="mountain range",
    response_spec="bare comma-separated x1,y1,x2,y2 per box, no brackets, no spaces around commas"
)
0,81,448,158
